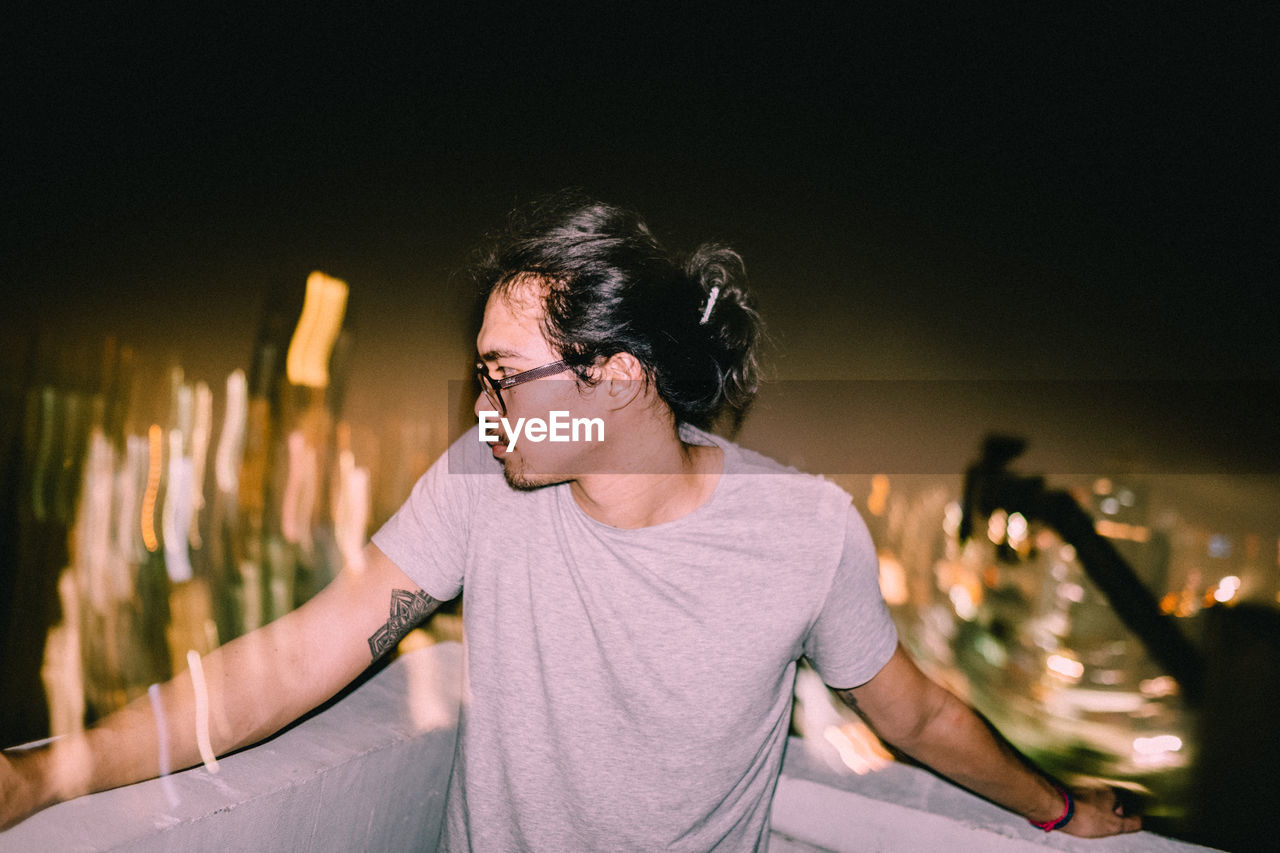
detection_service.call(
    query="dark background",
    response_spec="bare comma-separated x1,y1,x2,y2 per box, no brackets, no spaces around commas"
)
2,4,1276,469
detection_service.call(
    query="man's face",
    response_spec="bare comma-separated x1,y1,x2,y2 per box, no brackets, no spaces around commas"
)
474,278,599,489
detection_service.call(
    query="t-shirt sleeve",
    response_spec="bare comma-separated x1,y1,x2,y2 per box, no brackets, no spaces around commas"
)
370,427,485,602
802,505,898,688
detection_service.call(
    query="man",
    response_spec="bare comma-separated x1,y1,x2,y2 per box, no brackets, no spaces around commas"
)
1,196,1140,848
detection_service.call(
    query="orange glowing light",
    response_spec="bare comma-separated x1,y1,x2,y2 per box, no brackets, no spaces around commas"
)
286,271,349,389
987,510,1007,544
982,565,1000,589
876,551,909,606
823,722,892,775
1140,676,1179,698
1095,518,1151,543
867,474,890,517
141,424,162,552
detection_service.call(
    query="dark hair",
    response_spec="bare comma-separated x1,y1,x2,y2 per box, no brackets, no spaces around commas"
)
472,192,762,431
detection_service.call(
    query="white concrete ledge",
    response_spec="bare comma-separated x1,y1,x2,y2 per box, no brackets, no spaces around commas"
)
3,642,1216,852
770,739,1218,853
0,643,463,853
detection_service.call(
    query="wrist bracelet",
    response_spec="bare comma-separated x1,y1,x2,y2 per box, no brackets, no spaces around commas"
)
1029,782,1075,832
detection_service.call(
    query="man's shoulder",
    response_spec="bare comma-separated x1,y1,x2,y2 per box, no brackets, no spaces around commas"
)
684,425,852,520
444,424,501,475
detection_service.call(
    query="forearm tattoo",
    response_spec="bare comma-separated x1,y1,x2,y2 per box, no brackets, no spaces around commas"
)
367,588,440,660
833,688,860,711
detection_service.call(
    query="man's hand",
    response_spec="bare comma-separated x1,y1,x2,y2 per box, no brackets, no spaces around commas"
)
837,645,1144,840
1059,782,1142,838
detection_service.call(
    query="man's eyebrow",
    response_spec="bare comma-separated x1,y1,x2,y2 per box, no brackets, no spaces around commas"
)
479,348,521,362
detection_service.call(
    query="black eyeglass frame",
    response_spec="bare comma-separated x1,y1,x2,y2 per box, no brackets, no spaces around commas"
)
474,359,572,416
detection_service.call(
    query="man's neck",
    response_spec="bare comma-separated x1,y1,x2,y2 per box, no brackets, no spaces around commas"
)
568,427,723,529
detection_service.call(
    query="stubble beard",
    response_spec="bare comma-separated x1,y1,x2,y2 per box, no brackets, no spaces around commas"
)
495,432,583,491
493,434,546,491
500,455,559,492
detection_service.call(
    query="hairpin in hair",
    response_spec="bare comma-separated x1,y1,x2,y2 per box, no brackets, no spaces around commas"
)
699,285,721,325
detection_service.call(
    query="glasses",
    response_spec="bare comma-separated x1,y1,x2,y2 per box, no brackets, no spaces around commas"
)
475,359,571,416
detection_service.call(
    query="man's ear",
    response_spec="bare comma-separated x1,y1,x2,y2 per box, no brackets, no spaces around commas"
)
595,352,646,409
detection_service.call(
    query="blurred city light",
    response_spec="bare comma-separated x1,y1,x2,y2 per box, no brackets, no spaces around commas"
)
1212,575,1241,604
286,272,349,389
1132,734,1184,768
1046,653,1084,682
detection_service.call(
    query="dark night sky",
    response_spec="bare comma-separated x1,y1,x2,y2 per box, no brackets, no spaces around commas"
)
2,5,1276,483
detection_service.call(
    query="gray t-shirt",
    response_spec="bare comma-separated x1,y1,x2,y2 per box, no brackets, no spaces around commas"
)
373,425,897,851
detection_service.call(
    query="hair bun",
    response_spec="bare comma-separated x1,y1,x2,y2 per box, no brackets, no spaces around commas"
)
683,244,762,429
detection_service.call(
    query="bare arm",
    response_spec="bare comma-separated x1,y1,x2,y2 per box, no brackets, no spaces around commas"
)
1,542,440,831
834,644,1141,838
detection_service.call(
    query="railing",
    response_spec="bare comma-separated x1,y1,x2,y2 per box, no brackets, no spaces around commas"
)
0,643,1214,852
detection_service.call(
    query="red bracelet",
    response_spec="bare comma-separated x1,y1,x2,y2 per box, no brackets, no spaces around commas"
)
1029,783,1075,832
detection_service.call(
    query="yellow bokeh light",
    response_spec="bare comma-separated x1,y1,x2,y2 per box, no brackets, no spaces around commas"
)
1046,653,1084,682
141,424,162,552
286,271,349,389
867,474,890,517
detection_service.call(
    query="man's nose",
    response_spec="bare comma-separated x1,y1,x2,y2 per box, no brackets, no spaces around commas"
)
474,392,501,419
